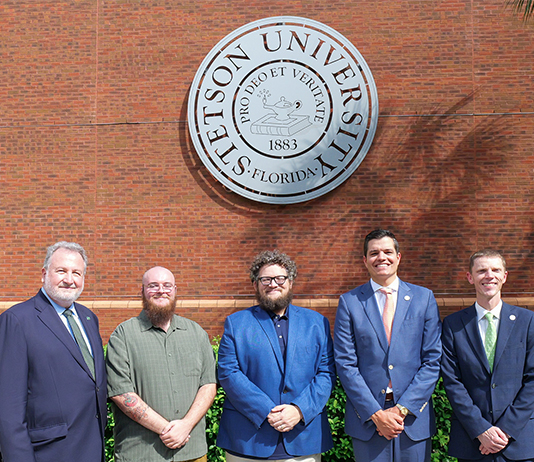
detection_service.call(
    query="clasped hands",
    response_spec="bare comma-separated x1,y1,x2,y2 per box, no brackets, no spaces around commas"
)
477,426,509,455
267,404,303,433
371,406,406,440
160,419,192,449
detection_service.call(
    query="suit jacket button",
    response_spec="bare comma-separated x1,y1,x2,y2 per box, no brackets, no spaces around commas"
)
492,383,496,388
381,389,386,394
283,389,288,394
388,365,394,370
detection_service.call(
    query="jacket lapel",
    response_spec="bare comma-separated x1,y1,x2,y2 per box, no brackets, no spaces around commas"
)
390,280,410,347
361,282,389,353
284,305,299,378
461,304,491,373
253,306,284,373
493,303,516,371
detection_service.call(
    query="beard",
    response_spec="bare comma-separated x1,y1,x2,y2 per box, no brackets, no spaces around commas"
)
256,287,293,314
142,292,177,326
43,278,83,307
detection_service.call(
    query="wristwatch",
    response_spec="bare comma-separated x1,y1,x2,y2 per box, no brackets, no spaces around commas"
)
396,404,409,417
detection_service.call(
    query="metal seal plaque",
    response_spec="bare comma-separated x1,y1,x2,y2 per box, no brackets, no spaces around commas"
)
188,16,378,204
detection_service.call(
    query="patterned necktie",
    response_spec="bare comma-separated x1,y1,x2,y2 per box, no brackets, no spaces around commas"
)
63,309,95,378
484,312,497,372
379,288,395,344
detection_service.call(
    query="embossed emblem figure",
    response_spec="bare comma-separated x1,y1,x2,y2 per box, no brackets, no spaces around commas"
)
189,16,378,204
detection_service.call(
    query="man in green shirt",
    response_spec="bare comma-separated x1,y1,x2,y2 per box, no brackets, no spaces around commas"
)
106,266,217,462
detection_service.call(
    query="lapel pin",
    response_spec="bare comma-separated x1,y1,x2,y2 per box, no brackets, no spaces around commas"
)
404,295,410,301
510,315,516,321
86,316,91,321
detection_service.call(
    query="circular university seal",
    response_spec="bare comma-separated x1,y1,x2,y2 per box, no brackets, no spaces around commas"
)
188,16,378,204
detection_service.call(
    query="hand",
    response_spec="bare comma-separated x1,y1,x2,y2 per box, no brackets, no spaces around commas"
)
371,409,404,440
477,426,509,455
267,404,302,432
160,419,192,449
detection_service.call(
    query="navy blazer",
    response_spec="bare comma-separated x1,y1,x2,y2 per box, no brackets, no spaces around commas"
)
334,279,442,442
441,303,534,460
216,304,336,457
0,290,107,462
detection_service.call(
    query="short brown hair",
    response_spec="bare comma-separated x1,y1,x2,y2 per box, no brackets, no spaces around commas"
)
469,249,506,272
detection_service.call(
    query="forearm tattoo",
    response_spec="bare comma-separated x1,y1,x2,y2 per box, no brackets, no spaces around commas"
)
121,392,149,422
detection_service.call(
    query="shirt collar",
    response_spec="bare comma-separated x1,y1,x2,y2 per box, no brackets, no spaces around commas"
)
475,300,503,322
138,309,185,332
267,304,291,320
370,277,399,294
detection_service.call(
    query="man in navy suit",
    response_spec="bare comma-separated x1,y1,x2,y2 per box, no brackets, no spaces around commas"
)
0,242,107,462
217,250,336,462
441,249,534,462
334,229,442,462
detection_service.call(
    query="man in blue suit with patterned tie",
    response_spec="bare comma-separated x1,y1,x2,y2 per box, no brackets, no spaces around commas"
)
441,249,534,462
0,242,107,462
334,229,442,462
217,250,336,462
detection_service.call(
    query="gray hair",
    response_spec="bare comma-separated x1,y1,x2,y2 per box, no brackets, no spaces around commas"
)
249,250,297,283
43,241,88,274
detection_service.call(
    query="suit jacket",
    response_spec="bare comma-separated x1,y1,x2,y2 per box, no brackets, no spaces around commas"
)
0,290,107,462
334,279,442,442
216,304,336,457
441,303,534,460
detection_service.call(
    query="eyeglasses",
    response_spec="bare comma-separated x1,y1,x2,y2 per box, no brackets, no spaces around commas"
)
145,283,175,293
257,275,289,286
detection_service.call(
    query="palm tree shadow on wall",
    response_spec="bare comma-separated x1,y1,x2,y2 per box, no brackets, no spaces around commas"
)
180,90,532,294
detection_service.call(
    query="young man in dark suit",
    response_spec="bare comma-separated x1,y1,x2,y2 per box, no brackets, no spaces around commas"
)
441,249,534,462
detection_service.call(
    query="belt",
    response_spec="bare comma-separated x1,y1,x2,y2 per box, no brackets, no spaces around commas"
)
385,392,394,402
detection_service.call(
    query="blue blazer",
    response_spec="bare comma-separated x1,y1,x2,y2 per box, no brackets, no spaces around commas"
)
0,290,107,462
334,279,442,442
216,304,336,457
441,303,534,460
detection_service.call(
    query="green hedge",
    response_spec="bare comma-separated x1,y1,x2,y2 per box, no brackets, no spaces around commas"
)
105,341,456,462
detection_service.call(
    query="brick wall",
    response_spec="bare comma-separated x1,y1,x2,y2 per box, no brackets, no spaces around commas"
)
1,0,533,341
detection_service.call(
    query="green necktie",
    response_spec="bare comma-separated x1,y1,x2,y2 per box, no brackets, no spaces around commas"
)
63,309,95,378
484,312,497,372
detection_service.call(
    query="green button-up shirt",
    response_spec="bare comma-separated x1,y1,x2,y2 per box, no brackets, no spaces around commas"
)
106,311,217,462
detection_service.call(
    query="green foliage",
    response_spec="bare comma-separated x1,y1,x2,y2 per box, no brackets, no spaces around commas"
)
506,0,534,20
431,379,457,462
104,340,457,462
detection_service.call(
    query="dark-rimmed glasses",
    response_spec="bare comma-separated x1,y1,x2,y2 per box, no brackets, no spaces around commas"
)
258,275,288,286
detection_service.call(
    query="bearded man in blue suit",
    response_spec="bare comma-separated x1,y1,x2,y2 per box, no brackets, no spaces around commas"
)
217,250,336,462
334,229,442,462
441,249,534,462
0,242,107,462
